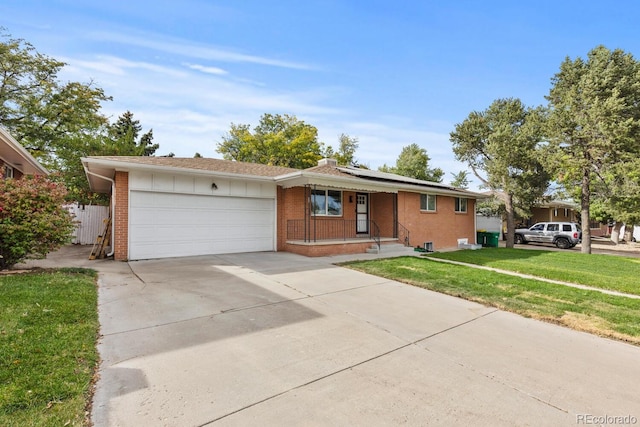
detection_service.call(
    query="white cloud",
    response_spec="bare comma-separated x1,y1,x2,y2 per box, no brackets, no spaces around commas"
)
64,55,188,78
88,30,314,70
183,63,228,75
58,45,475,188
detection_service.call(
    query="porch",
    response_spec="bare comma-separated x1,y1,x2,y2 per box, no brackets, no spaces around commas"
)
284,218,411,257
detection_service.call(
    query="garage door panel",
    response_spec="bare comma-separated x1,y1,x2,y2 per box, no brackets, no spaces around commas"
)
129,191,275,260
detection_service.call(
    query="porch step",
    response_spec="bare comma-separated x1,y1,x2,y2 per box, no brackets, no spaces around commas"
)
365,242,415,255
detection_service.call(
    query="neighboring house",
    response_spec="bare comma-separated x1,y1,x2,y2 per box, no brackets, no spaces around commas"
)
0,126,49,178
82,156,483,261
476,194,580,239
528,201,613,237
527,200,578,225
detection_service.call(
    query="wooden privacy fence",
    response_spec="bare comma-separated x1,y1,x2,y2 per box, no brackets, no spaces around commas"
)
66,204,110,245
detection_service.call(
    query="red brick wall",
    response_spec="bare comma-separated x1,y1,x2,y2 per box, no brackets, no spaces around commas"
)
284,241,375,257
279,187,476,253
278,188,365,244
397,191,476,250
370,192,395,238
114,171,129,261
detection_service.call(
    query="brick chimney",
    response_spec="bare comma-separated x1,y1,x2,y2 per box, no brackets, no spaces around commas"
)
317,158,338,167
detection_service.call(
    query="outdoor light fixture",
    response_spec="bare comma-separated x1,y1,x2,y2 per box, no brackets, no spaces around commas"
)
349,195,353,203
211,182,218,190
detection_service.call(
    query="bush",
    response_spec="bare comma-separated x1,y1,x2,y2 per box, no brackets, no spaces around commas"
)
0,174,76,269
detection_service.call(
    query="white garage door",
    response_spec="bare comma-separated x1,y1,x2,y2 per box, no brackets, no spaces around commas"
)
129,191,275,260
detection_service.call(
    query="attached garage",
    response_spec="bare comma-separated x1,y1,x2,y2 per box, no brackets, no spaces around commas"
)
81,156,295,261
129,191,275,260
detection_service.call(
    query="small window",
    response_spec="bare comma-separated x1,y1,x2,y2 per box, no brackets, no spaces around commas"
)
420,194,436,211
454,197,467,213
3,164,14,179
311,189,342,216
562,224,572,232
547,224,559,232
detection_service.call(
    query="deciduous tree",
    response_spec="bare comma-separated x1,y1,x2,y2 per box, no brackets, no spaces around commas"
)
217,113,324,169
450,98,550,248
324,133,360,166
0,29,110,166
379,143,444,182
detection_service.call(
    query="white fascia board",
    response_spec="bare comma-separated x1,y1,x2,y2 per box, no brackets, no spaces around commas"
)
275,171,399,193
81,157,275,183
275,171,485,198
0,126,49,175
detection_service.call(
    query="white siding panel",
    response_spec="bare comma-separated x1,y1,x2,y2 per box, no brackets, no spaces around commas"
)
129,191,275,260
130,172,153,190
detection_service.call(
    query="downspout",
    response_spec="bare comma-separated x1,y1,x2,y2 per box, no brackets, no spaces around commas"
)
84,170,116,257
474,198,478,245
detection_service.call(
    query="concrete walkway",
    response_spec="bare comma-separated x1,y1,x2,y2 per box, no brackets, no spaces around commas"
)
17,246,640,426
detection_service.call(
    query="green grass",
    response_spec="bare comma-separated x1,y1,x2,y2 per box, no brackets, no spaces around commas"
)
425,248,640,295
0,269,99,427
342,256,640,345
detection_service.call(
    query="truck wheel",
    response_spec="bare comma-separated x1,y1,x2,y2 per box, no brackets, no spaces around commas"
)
514,234,525,244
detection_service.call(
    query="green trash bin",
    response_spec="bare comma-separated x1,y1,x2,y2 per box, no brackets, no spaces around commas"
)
486,232,500,248
476,231,486,246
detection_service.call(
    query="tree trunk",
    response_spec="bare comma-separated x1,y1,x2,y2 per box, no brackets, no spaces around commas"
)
504,192,515,248
610,222,623,244
581,168,591,254
624,223,635,242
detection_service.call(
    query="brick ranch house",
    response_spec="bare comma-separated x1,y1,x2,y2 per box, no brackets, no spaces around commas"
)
82,156,483,261
1,126,49,179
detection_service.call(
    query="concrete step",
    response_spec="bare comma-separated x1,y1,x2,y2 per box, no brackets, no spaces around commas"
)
366,245,379,254
366,242,416,255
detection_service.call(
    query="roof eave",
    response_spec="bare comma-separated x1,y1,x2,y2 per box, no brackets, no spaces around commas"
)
276,170,484,197
0,126,49,175
82,157,278,183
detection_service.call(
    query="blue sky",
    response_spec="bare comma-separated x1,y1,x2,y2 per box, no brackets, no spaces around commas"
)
3,1,640,189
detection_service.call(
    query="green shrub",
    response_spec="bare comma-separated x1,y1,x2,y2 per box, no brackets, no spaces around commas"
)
0,173,76,269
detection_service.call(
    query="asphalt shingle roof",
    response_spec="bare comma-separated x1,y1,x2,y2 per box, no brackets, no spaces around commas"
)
87,156,299,177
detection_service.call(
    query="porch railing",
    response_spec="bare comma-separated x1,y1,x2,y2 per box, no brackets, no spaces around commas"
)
287,219,381,249
397,222,410,247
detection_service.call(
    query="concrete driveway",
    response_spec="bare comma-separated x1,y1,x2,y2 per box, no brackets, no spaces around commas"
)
29,247,640,426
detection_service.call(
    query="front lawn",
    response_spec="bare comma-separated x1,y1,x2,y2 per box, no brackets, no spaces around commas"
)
342,256,640,345
426,248,640,295
0,269,99,427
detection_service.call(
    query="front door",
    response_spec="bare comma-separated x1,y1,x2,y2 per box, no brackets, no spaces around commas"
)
356,193,368,234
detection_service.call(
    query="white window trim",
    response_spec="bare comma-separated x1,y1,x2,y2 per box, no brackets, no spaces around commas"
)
420,194,437,212
3,164,14,179
311,188,343,216
455,197,468,213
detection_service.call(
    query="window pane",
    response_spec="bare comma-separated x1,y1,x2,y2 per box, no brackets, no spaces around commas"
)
421,194,436,211
455,197,467,212
428,195,436,211
327,190,342,216
311,189,326,215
